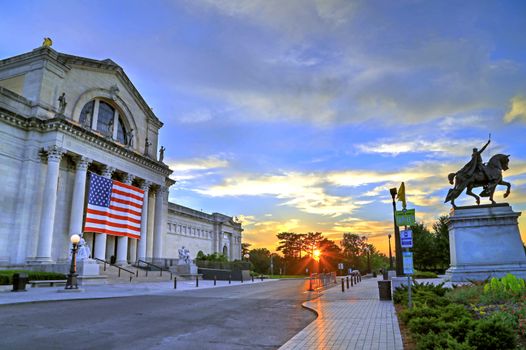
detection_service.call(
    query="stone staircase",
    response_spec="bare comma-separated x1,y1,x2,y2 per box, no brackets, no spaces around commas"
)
98,263,173,284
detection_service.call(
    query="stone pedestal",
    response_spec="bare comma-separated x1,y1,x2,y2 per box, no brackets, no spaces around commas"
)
170,263,198,275
446,204,526,282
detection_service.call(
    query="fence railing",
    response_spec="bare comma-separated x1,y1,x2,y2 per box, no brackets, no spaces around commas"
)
136,259,173,279
93,257,135,282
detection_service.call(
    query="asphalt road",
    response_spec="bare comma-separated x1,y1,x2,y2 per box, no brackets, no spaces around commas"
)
0,279,318,350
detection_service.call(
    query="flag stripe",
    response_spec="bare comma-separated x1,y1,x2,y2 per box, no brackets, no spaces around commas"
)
86,226,140,239
85,210,142,226
85,218,141,231
84,173,145,238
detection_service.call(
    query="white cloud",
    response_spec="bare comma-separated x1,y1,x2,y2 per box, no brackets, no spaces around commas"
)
504,96,526,123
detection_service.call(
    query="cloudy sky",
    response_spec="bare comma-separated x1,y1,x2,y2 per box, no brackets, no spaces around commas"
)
2,0,526,253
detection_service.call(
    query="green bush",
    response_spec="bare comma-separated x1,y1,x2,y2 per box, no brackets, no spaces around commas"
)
413,270,438,279
0,270,66,284
446,284,484,305
393,281,450,307
0,275,9,285
415,332,474,350
482,273,526,303
466,312,517,350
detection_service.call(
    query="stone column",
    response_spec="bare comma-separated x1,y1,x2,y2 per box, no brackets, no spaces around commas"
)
137,181,151,260
35,146,64,262
116,173,134,265
68,156,91,237
94,166,114,260
153,185,167,259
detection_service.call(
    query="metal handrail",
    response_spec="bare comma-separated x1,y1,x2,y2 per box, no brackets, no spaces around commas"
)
136,259,173,279
93,257,135,282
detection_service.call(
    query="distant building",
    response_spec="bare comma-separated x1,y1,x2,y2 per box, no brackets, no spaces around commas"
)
0,45,242,267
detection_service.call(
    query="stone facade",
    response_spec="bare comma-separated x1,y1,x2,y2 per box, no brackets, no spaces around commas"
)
0,46,242,267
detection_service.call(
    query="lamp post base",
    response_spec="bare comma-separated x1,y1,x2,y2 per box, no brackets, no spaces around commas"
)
65,273,78,289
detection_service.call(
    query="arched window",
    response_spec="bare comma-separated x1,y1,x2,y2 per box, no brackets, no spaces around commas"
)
78,99,129,145
223,245,228,256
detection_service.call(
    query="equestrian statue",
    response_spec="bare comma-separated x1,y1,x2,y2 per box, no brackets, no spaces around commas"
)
445,136,511,208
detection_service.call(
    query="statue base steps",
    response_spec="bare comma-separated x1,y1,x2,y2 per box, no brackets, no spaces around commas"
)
446,204,526,282
169,264,198,276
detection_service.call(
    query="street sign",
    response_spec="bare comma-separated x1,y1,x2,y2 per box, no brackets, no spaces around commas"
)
400,229,413,248
396,209,416,227
403,251,414,275
338,263,344,270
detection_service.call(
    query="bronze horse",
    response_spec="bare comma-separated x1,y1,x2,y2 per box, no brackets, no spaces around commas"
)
445,154,511,208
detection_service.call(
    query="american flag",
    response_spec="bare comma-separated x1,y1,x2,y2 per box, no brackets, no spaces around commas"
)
83,173,144,239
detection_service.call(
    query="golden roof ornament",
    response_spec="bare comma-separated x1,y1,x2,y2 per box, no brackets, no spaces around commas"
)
42,37,53,47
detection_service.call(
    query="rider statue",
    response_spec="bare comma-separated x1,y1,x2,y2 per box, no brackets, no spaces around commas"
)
445,135,511,208
460,139,490,180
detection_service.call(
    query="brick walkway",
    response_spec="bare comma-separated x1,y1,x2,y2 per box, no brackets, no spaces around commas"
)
279,276,403,350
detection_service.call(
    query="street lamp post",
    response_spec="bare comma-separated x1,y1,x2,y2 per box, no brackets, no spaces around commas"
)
65,234,81,289
366,246,371,274
390,188,404,276
388,233,393,270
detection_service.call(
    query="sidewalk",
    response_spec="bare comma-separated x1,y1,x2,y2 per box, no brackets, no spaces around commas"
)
279,276,404,350
0,278,275,305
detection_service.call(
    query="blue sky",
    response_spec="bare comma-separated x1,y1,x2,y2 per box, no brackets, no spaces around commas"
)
2,0,526,252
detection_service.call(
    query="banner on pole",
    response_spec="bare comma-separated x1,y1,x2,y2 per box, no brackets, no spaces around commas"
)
403,251,414,275
396,209,416,227
400,229,413,248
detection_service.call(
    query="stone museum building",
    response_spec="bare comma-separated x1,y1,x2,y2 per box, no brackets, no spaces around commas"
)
0,44,242,268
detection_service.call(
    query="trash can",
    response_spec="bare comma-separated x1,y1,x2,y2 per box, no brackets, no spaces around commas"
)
12,273,28,292
378,280,391,300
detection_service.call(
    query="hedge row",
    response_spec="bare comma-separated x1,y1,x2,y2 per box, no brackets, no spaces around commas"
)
0,270,66,285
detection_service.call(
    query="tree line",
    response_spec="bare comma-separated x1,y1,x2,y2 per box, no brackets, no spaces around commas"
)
243,215,452,275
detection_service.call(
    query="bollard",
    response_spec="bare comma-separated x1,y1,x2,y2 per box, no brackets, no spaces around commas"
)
341,278,345,292
260,275,263,281
252,275,254,282
214,275,217,286
346,276,349,289
307,276,314,291
241,274,244,283
229,274,231,284
351,275,354,286
196,275,199,287
174,277,177,289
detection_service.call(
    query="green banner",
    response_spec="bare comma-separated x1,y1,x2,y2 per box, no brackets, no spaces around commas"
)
396,209,415,227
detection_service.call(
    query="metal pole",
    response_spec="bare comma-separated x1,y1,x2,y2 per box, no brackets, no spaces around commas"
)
341,278,345,292
407,275,412,309
390,188,404,276
214,275,217,286
174,277,177,289
229,274,231,284
196,275,199,287
388,233,393,270
346,276,349,289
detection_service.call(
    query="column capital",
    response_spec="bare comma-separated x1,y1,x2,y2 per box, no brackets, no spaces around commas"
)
101,166,115,178
155,185,168,195
123,173,135,185
75,156,92,171
141,181,152,192
46,145,64,162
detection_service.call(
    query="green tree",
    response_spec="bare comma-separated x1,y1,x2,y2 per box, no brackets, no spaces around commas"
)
304,232,324,257
241,243,251,256
248,248,271,274
432,216,450,269
341,233,367,269
411,223,435,270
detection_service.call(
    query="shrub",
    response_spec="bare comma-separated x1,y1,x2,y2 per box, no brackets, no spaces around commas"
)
413,270,438,279
446,285,484,305
415,332,474,350
482,273,526,304
466,312,517,350
393,281,450,307
0,270,66,284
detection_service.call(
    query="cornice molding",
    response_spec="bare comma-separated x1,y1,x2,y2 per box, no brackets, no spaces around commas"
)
0,107,172,177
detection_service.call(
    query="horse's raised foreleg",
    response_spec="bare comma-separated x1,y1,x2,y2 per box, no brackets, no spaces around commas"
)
466,185,480,205
500,180,511,198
